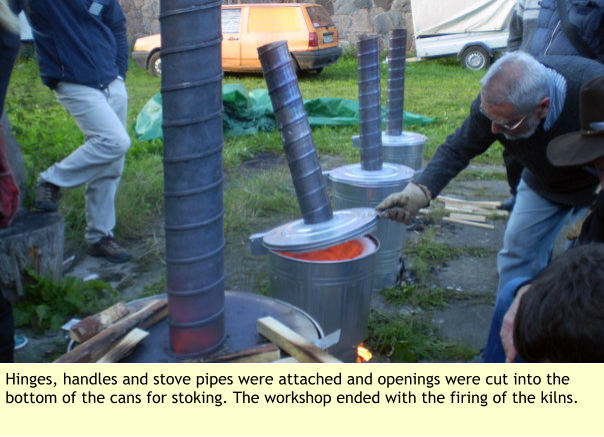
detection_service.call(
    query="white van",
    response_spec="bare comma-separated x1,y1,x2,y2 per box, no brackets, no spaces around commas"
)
410,0,515,70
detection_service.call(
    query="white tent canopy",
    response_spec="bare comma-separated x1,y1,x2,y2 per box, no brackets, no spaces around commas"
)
411,0,515,36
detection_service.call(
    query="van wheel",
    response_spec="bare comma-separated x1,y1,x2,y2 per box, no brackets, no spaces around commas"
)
307,67,323,75
460,46,490,71
290,55,302,76
148,52,162,77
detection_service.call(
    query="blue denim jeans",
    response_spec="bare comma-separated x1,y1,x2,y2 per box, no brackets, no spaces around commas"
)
496,179,588,295
483,180,589,362
482,277,530,362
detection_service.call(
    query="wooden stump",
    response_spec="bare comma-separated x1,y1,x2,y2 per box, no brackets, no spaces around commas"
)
0,212,64,302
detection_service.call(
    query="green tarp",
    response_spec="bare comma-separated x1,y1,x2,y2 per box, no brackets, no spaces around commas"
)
133,83,433,141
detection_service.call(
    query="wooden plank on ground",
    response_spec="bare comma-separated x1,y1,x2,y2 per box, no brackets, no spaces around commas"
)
55,298,167,363
444,204,507,216
443,216,495,230
257,317,341,363
96,328,149,363
70,301,130,343
273,357,299,363
437,195,501,209
449,212,487,223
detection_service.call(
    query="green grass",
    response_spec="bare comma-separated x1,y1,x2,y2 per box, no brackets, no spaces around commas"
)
405,227,496,281
381,283,458,310
13,269,119,333
366,311,477,362
224,166,300,235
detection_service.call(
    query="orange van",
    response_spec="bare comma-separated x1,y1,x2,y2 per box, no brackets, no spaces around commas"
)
132,3,342,76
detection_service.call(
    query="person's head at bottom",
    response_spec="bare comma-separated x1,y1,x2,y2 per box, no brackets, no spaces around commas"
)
514,243,604,362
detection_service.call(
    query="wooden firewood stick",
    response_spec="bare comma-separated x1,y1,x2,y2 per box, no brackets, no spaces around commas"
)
184,343,280,363
444,204,508,216
55,298,167,363
257,317,341,363
273,357,300,363
437,195,501,209
443,216,495,229
449,212,487,223
96,328,149,363
70,301,130,343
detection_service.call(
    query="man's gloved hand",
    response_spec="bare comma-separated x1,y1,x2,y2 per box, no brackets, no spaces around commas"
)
376,182,432,224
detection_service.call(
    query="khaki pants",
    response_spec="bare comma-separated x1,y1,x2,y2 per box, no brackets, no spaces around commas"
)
39,78,130,243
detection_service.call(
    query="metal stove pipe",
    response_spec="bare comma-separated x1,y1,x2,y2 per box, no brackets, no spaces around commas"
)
257,41,333,225
358,36,382,171
386,29,407,136
160,0,225,357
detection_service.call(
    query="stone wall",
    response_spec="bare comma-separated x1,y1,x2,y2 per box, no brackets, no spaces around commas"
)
120,0,414,50
120,0,160,44
331,0,413,49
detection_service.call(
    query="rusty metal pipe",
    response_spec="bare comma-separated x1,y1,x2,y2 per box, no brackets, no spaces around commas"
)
257,41,333,224
358,35,382,171
160,0,225,357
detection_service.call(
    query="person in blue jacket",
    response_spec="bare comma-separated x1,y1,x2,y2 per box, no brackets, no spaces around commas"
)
22,0,132,263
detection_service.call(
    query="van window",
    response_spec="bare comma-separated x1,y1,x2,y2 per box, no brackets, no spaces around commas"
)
222,8,241,33
306,6,334,28
248,7,303,32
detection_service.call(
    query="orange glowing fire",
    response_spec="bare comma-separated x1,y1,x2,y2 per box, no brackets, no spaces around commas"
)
357,343,372,363
278,239,364,261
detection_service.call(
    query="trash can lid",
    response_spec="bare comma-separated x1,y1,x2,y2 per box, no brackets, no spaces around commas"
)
328,162,413,187
262,208,378,253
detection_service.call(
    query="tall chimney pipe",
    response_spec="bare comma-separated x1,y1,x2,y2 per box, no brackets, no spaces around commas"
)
386,29,407,136
358,36,383,171
257,41,333,225
160,0,225,357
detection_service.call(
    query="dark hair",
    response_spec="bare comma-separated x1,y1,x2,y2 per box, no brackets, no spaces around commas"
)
514,244,604,362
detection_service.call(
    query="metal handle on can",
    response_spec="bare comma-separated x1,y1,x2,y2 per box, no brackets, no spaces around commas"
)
249,232,270,256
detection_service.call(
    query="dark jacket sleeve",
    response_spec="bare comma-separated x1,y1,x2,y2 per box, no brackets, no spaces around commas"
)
416,95,496,197
104,0,128,78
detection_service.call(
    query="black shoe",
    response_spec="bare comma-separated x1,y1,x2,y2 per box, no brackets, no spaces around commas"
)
33,181,60,211
499,196,515,212
89,236,132,263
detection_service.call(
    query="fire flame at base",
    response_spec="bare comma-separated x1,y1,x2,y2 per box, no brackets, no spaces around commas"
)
357,343,372,363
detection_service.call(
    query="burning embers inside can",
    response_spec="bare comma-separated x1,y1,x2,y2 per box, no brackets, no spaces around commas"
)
276,237,374,262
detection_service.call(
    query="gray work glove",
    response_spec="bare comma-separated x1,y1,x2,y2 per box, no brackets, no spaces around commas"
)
376,182,432,224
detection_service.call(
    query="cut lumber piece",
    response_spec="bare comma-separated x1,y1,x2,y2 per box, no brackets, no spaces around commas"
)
55,298,167,363
437,195,500,210
185,343,280,363
273,357,299,363
70,301,130,343
140,304,168,330
443,216,495,230
257,317,341,363
445,204,491,214
449,212,487,223
445,205,508,218
96,328,149,363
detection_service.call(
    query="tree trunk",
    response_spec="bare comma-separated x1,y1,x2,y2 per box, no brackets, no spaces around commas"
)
0,211,64,302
